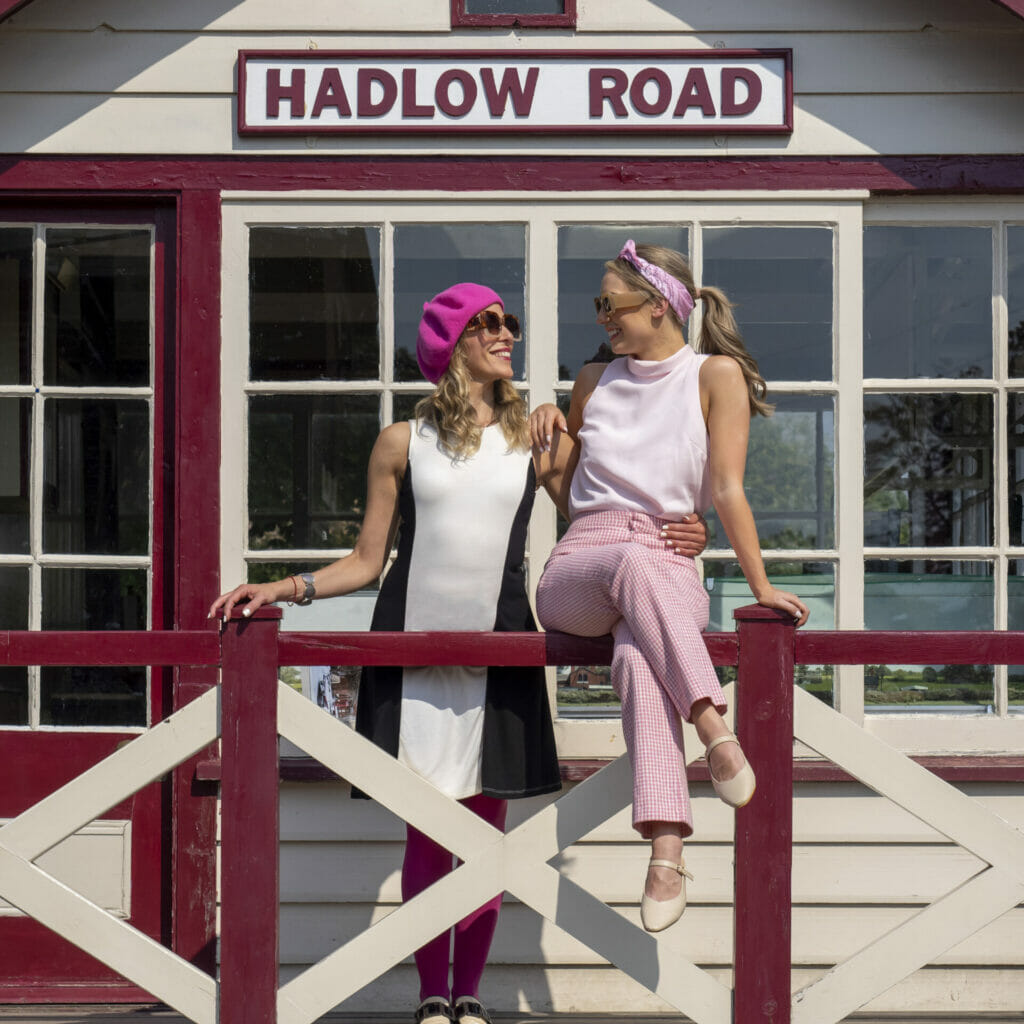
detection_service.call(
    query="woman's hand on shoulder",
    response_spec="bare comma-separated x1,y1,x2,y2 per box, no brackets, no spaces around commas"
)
755,585,810,627
208,579,290,623
529,404,567,453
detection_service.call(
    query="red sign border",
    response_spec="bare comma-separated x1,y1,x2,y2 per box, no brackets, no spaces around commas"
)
236,49,794,137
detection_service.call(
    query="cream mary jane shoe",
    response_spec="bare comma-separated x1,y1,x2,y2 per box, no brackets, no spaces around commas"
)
640,857,694,932
706,733,756,808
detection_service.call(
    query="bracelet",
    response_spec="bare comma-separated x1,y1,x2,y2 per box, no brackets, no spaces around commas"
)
288,575,300,605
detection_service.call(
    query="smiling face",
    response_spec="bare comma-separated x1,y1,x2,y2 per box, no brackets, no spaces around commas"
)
460,302,517,382
596,270,659,357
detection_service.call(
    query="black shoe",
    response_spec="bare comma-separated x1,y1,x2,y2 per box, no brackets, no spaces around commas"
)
415,997,455,1024
453,997,492,1024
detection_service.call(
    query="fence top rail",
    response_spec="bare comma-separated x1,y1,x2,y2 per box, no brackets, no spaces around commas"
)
797,629,1024,665
0,630,221,667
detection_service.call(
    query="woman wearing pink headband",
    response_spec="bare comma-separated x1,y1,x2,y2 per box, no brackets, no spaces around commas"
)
531,241,809,934
211,280,708,1024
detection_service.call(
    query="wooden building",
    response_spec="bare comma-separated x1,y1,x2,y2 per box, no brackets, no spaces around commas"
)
0,0,1022,1019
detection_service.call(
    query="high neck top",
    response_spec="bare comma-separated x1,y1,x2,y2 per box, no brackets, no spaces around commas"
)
569,345,712,520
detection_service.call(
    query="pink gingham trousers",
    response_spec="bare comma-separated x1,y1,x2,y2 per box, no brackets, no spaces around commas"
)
536,510,726,838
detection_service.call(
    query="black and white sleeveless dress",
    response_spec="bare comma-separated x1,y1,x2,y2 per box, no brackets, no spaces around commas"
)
354,421,561,801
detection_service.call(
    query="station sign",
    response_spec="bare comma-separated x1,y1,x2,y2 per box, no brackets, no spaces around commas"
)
238,50,792,136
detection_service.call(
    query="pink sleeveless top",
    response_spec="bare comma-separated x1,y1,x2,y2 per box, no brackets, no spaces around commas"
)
569,344,712,520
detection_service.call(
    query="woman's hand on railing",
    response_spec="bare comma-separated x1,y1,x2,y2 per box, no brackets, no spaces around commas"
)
529,403,568,453
208,579,290,623
754,585,810,627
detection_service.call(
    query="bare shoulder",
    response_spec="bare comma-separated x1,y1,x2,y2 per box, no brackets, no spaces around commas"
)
699,353,746,393
574,360,608,400
372,421,412,470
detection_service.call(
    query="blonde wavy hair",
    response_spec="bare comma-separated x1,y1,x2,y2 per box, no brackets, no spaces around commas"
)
414,340,530,459
606,243,773,417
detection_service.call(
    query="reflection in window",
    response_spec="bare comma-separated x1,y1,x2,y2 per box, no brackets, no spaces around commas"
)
249,394,379,551
44,229,150,387
0,566,29,724
703,226,833,382
43,399,150,555
393,225,526,382
557,224,689,380
1006,560,1024,712
393,392,431,424
0,227,32,385
702,559,835,704
464,0,565,11
40,567,148,727
556,663,617,715
1009,393,1024,545
0,396,30,553
864,393,992,547
864,226,991,379
1010,227,1024,377
249,227,380,382
864,560,993,710
706,395,834,550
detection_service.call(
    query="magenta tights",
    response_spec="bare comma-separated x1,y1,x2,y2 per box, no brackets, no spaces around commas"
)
402,792,508,1001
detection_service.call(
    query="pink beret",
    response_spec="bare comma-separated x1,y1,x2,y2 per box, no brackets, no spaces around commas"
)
416,282,504,384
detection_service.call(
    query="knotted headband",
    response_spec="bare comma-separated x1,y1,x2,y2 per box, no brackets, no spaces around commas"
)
618,239,695,323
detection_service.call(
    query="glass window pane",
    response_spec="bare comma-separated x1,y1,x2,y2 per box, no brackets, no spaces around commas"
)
248,394,379,551
44,228,150,387
864,560,993,710
0,566,29,724
0,397,30,553
393,225,526,382
41,567,148,727
703,226,833,381
42,399,150,555
466,0,564,11
1010,226,1024,377
392,392,431,424
706,395,834,551
557,225,688,380
249,226,381,382
1008,393,1024,544
864,393,992,547
0,227,32,385
1007,560,1024,712
863,226,991,379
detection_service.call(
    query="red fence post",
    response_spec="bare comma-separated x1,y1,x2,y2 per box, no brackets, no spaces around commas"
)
732,605,795,1024
219,607,282,1024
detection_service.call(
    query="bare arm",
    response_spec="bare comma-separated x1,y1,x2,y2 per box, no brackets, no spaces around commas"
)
702,357,809,625
208,422,409,621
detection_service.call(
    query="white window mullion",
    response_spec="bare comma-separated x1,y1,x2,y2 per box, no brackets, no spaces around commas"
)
380,221,395,427
993,222,1010,715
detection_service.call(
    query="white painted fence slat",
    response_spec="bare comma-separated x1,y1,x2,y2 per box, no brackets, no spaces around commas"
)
0,844,216,1024
0,687,219,861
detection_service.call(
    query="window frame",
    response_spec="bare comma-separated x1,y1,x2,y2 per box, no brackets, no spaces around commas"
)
221,192,1024,756
450,0,576,29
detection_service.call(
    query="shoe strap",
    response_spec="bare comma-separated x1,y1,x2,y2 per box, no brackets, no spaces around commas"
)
416,998,454,1023
648,858,695,881
705,733,739,755
453,998,490,1023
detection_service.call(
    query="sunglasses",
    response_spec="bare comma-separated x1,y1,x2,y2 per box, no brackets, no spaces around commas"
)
593,291,650,316
464,311,521,339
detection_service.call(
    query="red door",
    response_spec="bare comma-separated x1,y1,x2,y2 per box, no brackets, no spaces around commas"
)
0,204,176,999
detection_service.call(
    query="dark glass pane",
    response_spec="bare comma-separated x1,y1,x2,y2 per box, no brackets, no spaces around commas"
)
703,226,833,381
392,392,430,424
41,568,147,727
43,399,150,555
0,566,29,724
393,224,526,382
1007,560,1024,710
249,394,379,550
249,226,380,381
707,395,834,551
0,227,32,385
864,393,992,547
44,228,150,386
557,225,688,380
1008,393,1024,545
864,560,993,709
465,0,564,11
864,226,991,379
1010,227,1024,377
0,397,30,553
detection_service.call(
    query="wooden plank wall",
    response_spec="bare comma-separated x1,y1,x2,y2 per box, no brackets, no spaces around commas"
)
277,779,1024,1014
0,0,1023,155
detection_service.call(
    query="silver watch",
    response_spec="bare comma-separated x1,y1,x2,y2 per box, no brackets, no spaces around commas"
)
297,572,316,606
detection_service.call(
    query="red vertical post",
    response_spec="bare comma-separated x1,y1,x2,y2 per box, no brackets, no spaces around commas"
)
732,605,795,1024
219,607,282,1024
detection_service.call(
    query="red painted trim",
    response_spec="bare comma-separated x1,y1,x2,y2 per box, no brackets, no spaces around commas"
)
797,630,1024,665
0,985,157,1004
170,188,223,977
0,631,218,666
450,0,576,28
733,606,794,1024
237,49,792,137
220,611,281,1024
2,155,1024,196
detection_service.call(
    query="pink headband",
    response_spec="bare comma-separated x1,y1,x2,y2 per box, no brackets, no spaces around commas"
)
618,239,695,323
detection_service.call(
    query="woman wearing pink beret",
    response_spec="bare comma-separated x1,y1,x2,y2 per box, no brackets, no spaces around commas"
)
530,242,809,934
210,282,708,1024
